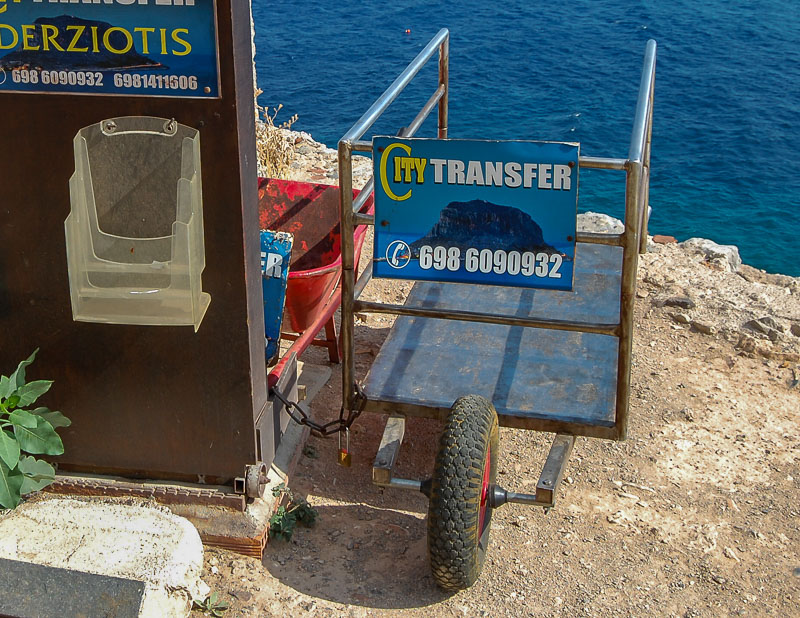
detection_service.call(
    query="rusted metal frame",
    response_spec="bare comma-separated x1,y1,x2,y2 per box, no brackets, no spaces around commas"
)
637,166,650,252
352,177,374,215
354,262,373,300
358,397,618,439
535,434,575,505
438,35,449,138
614,161,642,441
339,141,357,411
341,38,653,447
372,415,407,485
612,41,656,439
490,434,576,508
350,140,374,152
339,29,451,414
47,475,246,511
352,299,620,337
575,231,624,246
576,157,626,247
354,212,375,227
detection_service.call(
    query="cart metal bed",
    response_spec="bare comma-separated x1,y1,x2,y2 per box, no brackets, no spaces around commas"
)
362,243,623,436
332,29,656,590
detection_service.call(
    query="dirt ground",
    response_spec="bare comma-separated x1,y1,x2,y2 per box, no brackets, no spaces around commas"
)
199,134,799,617
198,242,798,617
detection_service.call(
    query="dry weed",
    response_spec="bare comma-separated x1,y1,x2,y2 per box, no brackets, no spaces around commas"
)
255,98,298,178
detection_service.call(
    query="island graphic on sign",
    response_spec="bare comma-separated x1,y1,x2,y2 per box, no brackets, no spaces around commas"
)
408,199,563,259
0,16,167,71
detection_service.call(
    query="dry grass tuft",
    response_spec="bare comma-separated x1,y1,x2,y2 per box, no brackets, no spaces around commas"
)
255,99,298,179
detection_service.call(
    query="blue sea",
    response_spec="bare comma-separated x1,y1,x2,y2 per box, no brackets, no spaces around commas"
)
253,0,800,276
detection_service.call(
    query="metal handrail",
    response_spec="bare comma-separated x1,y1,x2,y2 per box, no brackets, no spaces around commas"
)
353,300,620,337
616,38,657,439
628,39,657,165
338,29,450,411
340,28,450,144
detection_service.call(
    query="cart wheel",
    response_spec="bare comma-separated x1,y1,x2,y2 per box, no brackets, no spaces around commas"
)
428,395,499,591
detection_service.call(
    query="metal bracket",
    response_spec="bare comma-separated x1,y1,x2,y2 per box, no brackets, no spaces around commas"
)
373,415,406,485
370,427,576,509
490,434,575,509
536,434,575,505
47,475,246,511
370,415,429,493
242,462,268,499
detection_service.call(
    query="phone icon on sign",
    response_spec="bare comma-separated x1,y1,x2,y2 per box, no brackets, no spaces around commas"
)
386,240,411,269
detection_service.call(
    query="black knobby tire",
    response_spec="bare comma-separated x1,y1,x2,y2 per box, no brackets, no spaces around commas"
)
427,394,499,591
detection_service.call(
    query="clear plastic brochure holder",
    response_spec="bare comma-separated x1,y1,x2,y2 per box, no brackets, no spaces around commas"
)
65,116,210,331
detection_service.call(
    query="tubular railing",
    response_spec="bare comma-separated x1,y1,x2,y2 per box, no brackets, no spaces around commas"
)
615,37,657,439
338,28,450,412
338,33,656,439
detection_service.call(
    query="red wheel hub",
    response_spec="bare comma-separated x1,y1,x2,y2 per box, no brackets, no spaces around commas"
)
479,445,491,533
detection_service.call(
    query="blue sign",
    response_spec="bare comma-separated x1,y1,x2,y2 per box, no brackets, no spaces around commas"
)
0,0,219,98
373,138,579,291
260,230,293,365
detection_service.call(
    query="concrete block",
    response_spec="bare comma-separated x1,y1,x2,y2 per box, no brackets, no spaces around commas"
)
0,557,145,618
0,498,209,617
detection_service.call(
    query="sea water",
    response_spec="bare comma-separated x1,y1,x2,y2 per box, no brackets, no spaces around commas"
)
253,0,800,276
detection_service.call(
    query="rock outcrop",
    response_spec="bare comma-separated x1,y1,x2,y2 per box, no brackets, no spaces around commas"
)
680,237,742,273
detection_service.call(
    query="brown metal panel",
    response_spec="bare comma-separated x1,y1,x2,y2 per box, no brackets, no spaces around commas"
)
359,398,618,441
0,1,267,484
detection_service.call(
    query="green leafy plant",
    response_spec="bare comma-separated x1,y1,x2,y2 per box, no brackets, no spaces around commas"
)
192,592,229,616
268,482,318,542
0,349,70,509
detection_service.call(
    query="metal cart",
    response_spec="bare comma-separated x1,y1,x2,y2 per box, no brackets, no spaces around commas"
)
334,30,656,590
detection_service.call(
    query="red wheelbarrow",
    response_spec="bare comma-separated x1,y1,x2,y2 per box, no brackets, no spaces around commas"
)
257,178,373,388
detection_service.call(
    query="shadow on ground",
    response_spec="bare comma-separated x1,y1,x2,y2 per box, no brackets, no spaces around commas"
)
262,502,453,609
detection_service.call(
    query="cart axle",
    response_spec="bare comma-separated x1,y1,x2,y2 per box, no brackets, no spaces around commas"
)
372,414,575,510
489,486,550,508
490,433,575,509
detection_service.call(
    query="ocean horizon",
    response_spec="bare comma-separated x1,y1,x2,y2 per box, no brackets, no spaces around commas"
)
253,0,800,276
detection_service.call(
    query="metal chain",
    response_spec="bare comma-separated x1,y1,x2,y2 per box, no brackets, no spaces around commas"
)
271,384,365,437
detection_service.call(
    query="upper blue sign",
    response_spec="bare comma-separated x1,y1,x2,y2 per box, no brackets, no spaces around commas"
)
372,137,580,291
0,0,219,98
